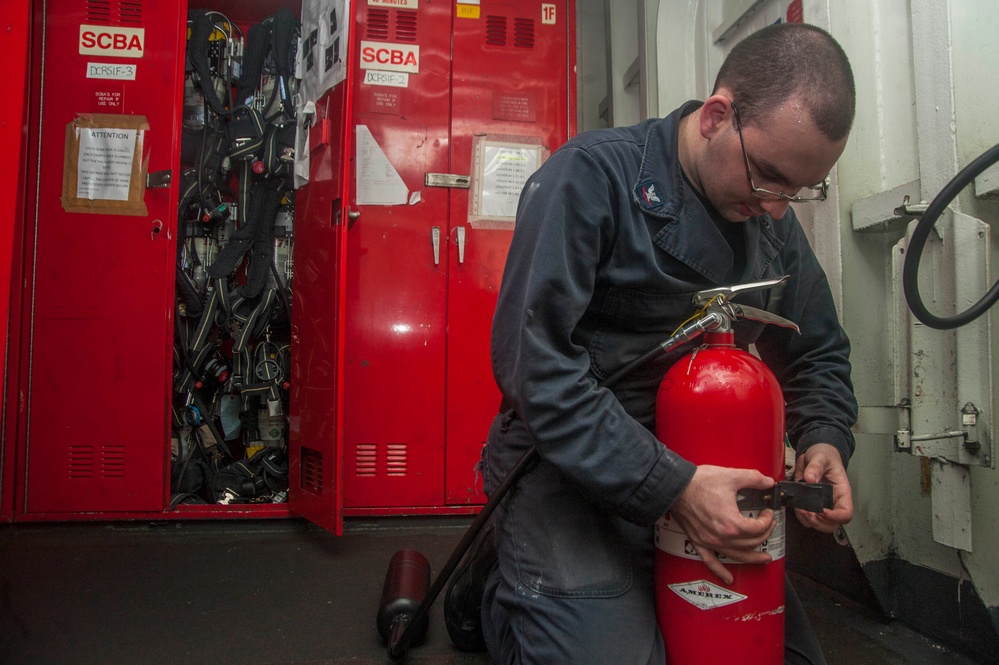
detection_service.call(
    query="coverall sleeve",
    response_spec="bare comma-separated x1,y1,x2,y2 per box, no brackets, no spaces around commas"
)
490,146,696,526
755,217,857,466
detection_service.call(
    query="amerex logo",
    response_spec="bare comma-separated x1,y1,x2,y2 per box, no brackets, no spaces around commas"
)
79,25,145,58
668,580,748,611
359,41,420,74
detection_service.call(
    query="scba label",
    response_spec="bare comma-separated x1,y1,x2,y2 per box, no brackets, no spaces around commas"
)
80,25,145,58
359,41,420,73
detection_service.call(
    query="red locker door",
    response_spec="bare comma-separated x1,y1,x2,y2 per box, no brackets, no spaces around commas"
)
289,85,350,534
1,0,33,522
444,0,575,504
20,0,185,513
342,1,453,508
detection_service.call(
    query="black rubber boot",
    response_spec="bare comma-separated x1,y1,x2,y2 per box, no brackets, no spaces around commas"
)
443,518,498,652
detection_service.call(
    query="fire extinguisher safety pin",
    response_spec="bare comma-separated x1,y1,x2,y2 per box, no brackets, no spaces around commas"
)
736,481,834,513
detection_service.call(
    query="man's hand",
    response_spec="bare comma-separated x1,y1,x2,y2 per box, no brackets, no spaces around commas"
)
668,465,776,584
793,443,853,532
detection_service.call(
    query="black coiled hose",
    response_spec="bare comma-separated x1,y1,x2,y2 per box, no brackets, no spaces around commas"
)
902,143,999,329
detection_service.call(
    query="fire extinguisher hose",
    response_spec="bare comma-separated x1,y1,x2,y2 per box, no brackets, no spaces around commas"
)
386,445,539,661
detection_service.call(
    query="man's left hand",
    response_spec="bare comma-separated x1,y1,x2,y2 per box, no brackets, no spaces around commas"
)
793,443,853,532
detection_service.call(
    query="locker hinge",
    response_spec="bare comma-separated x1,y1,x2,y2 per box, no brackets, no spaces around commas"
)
425,173,470,189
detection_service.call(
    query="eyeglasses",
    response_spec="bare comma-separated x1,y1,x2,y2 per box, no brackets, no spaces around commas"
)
730,101,829,202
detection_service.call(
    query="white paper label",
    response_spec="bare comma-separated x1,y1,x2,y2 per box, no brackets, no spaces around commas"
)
86,62,137,80
356,125,408,205
479,145,539,218
363,70,410,88
655,508,786,562
76,127,138,201
369,0,419,8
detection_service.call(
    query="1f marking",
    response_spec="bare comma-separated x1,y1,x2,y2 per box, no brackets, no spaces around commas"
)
542,3,556,25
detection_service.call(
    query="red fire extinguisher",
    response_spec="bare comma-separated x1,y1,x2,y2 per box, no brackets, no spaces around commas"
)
376,277,832,663
653,279,799,665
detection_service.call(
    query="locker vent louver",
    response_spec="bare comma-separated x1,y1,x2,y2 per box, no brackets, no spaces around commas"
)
300,447,324,495
69,445,95,479
86,0,143,25
513,18,535,48
68,443,126,478
486,16,507,47
395,12,418,43
386,443,407,477
354,442,408,477
367,8,391,41
101,444,126,478
119,1,142,24
356,443,377,477
366,8,418,43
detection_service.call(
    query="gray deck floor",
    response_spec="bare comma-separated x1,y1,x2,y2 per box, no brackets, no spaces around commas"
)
0,518,987,665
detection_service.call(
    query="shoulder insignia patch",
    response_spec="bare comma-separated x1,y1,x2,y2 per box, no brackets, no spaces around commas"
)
636,180,664,210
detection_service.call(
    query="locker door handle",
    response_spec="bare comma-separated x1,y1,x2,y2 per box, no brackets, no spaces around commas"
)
431,226,441,265
456,226,466,264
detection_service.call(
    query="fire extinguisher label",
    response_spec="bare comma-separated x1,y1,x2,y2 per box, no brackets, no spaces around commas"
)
655,509,786,562
668,580,748,610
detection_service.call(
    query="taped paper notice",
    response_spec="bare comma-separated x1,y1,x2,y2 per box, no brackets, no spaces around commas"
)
356,125,408,205
468,135,547,226
296,0,351,186
77,127,137,200
480,145,538,217
61,113,148,215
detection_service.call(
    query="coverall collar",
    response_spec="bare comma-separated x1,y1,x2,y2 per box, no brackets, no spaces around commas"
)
632,101,783,285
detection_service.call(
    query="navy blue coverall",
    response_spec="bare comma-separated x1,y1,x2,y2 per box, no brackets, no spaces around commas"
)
479,101,858,665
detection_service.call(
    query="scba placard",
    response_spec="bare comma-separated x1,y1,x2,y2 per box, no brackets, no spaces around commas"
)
79,25,145,58
359,41,420,73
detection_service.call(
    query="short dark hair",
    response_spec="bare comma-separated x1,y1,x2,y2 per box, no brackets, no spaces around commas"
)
712,23,855,141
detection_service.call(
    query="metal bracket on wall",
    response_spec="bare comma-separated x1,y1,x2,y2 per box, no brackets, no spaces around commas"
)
883,400,988,553
893,401,993,468
893,194,929,218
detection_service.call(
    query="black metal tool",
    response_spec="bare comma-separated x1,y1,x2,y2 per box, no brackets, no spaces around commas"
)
736,481,834,513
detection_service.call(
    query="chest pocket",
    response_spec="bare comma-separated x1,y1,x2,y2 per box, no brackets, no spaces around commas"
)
588,287,696,384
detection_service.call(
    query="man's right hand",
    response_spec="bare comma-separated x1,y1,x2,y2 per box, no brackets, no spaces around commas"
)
667,465,777,584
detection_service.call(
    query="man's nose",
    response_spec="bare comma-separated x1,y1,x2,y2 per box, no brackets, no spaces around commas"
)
759,198,792,219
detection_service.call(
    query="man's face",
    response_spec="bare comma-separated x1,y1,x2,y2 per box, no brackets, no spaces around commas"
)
700,97,848,222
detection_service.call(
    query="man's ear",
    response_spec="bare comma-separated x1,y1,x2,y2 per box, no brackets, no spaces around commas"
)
699,94,735,140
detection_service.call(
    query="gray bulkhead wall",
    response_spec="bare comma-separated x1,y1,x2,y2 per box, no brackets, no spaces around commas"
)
579,0,999,657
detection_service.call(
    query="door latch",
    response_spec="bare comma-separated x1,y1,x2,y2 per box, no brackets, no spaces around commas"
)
425,173,471,189
146,170,172,189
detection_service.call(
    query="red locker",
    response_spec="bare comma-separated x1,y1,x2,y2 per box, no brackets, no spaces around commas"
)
17,0,188,515
340,0,575,514
9,0,575,531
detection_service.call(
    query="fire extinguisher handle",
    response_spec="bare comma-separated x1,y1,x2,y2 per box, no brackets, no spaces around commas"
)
692,276,790,307
729,304,800,333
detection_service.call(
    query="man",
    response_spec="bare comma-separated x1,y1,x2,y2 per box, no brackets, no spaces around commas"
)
475,22,856,665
